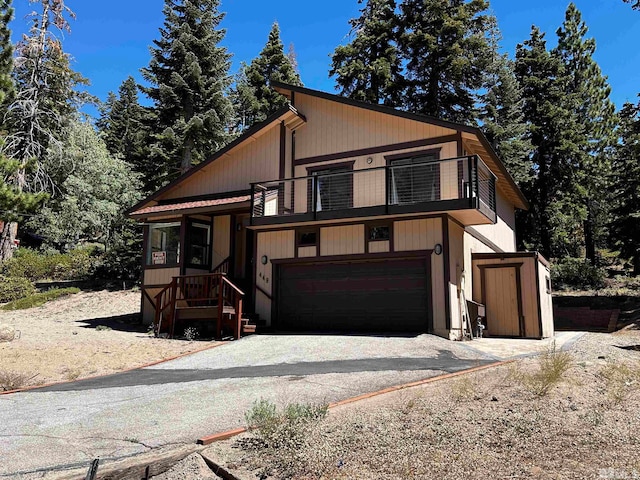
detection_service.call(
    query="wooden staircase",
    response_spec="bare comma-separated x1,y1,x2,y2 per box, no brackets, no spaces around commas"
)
154,272,250,340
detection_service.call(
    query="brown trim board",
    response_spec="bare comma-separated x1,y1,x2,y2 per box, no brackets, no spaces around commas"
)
465,227,505,254
385,147,441,163
441,215,451,331
279,121,286,179
295,135,457,166
535,257,544,338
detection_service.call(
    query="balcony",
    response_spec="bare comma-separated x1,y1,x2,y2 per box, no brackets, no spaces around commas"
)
250,155,497,226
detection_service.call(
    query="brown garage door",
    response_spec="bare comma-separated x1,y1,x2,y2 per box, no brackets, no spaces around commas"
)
276,256,431,332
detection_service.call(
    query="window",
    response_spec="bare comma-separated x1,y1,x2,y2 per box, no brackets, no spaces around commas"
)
147,223,181,266
186,222,211,267
389,152,440,205
546,276,552,294
308,163,353,212
368,225,390,241
297,230,318,247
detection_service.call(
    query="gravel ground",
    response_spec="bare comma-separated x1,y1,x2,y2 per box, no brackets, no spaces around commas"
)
202,327,640,480
0,289,217,389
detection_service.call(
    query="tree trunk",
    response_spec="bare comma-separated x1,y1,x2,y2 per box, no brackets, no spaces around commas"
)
584,200,596,264
0,221,18,262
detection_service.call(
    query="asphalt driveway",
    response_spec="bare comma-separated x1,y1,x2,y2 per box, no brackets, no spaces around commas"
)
0,334,494,477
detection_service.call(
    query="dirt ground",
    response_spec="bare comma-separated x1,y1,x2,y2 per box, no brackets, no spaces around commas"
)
0,289,218,390
195,326,640,480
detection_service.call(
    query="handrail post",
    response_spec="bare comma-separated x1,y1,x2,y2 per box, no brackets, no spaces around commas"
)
216,275,223,339
169,278,177,339
236,297,243,340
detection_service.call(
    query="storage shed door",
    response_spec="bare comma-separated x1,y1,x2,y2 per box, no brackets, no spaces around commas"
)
276,257,430,332
484,267,521,336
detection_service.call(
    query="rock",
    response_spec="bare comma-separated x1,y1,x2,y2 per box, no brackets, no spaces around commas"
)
491,396,498,402
0,324,15,342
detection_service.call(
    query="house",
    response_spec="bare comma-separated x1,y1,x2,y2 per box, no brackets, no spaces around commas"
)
128,82,554,340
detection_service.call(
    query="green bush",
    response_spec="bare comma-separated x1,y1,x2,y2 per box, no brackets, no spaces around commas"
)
0,276,36,303
551,257,606,290
2,248,97,282
245,399,328,449
1,287,80,311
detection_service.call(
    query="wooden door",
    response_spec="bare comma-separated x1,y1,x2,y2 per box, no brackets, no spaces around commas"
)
484,266,521,336
234,213,250,280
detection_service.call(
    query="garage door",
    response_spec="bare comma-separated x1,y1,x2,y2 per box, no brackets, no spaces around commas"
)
276,256,430,332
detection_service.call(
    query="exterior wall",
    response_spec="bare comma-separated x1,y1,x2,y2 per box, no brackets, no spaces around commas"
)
294,93,456,159
394,218,446,335
212,215,231,268
255,230,296,323
254,216,445,335
143,267,181,287
162,125,281,200
538,259,554,338
472,256,541,338
293,141,459,214
320,225,365,256
447,220,465,339
468,189,516,252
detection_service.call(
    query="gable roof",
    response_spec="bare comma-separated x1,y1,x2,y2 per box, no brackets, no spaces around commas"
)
272,81,529,211
126,104,307,216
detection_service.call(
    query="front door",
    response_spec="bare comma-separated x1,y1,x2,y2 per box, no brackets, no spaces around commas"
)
484,266,522,336
233,213,250,280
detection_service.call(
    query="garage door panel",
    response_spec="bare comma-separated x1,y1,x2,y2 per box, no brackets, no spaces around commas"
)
277,257,430,332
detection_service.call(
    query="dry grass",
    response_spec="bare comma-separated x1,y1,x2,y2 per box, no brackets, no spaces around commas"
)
0,289,217,387
218,332,640,479
0,370,38,392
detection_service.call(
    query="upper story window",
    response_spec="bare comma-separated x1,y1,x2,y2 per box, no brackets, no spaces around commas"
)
307,162,354,212
388,150,440,205
147,222,180,266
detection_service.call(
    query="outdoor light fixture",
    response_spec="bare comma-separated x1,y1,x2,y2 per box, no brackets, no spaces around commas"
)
261,255,268,265
434,244,443,255
366,156,373,164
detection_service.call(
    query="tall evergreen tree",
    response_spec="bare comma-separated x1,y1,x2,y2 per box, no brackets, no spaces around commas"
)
398,0,497,123
0,0,84,261
515,26,571,258
610,99,640,275
554,3,617,263
97,76,154,192
142,0,233,179
330,0,403,106
230,22,301,132
480,53,532,186
0,0,13,105
623,0,640,10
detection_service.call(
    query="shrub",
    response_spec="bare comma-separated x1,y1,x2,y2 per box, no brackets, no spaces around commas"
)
245,399,328,449
0,276,35,303
2,248,98,282
1,287,80,311
551,257,606,290
599,361,639,405
0,370,37,392
518,343,573,397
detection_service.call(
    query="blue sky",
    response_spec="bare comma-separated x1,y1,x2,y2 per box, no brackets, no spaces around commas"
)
9,0,640,118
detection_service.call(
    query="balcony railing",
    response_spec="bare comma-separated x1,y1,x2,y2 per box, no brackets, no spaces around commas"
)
251,155,496,225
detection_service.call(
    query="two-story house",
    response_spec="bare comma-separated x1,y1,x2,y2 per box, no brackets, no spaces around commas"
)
128,82,554,340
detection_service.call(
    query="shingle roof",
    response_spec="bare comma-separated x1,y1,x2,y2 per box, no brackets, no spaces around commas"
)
130,195,251,217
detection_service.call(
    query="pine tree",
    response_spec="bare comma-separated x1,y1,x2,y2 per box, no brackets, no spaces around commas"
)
230,22,301,132
142,0,233,179
0,0,84,261
480,53,532,186
398,0,497,123
0,0,13,105
515,26,570,258
554,3,617,263
623,0,640,10
97,76,154,192
330,0,403,106
610,100,640,275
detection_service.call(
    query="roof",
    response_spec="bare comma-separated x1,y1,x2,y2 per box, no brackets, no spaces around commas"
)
272,81,529,211
126,104,306,216
130,194,251,218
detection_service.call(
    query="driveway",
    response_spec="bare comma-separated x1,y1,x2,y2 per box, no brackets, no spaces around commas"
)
0,334,494,477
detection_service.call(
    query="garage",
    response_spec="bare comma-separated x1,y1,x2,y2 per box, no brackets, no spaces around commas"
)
274,255,431,333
